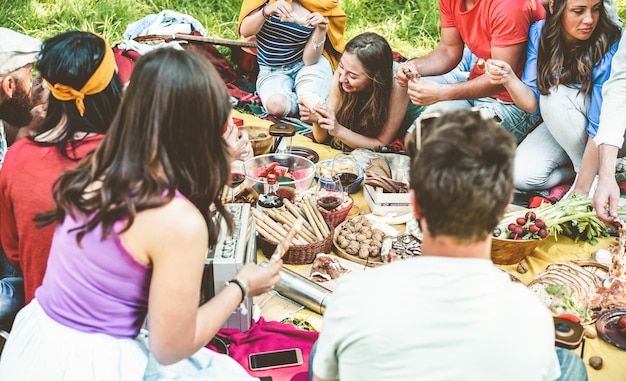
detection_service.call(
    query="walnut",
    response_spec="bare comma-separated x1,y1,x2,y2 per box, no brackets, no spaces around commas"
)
356,233,367,241
358,247,369,259
589,356,603,370
346,246,358,255
369,246,380,257
338,237,350,249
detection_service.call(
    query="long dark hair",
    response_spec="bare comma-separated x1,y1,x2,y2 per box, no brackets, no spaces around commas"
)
36,31,123,159
334,32,393,139
536,0,620,96
37,48,233,246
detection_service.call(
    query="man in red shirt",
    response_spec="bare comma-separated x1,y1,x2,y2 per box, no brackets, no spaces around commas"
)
0,28,41,332
396,0,545,144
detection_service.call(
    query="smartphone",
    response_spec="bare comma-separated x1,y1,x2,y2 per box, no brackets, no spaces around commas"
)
248,348,303,371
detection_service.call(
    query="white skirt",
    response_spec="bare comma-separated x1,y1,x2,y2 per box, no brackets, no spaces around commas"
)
0,299,258,381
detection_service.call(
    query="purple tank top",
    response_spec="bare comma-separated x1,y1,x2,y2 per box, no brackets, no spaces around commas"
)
37,212,153,338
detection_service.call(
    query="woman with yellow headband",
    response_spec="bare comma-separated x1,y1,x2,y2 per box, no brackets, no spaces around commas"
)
0,46,281,381
0,31,123,312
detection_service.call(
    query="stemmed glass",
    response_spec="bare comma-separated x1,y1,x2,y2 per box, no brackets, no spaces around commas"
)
315,175,344,212
331,153,362,196
228,163,246,204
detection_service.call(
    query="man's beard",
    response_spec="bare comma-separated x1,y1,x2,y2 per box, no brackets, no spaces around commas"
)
0,85,33,127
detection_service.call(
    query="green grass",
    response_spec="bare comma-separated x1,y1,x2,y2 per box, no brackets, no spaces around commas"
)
1,0,625,59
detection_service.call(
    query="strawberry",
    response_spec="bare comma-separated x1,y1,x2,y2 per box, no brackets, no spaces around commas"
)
618,315,626,329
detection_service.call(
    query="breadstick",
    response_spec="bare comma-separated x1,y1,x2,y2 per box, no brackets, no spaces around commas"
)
273,209,318,242
284,199,307,220
280,202,317,237
271,209,316,243
254,219,284,243
252,208,289,237
282,223,312,244
306,195,330,236
301,200,324,240
303,199,327,239
303,196,329,237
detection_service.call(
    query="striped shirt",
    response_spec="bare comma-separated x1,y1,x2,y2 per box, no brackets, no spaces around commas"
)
256,15,313,67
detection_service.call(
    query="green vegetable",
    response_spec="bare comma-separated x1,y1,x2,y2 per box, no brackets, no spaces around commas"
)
281,316,317,332
545,284,563,295
500,195,619,244
545,283,593,322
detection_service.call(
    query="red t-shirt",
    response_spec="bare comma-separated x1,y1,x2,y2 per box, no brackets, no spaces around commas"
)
439,0,545,102
0,135,103,303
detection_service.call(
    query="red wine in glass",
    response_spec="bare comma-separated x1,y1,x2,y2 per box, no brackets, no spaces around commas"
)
317,195,342,211
230,172,246,187
229,172,246,203
336,172,359,189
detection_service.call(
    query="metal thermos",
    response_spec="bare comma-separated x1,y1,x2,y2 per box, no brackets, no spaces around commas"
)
262,262,332,315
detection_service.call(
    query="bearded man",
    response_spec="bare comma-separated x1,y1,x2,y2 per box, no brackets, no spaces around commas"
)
0,28,41,335
0,28,43,167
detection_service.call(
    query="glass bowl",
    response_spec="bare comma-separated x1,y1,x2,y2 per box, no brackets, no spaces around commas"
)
242,153,316,200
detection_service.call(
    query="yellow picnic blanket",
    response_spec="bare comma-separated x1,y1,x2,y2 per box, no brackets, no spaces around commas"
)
233,110,626,381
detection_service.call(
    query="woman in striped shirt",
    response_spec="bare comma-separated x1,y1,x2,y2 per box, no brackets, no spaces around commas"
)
239,0,345,117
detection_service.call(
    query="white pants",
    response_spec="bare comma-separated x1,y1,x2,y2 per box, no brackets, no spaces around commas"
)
514,85,589,191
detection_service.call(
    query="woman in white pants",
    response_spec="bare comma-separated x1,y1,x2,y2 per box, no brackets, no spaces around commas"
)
484,0,621,194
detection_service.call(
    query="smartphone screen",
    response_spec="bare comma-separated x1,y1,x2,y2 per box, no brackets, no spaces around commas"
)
249,348,303,371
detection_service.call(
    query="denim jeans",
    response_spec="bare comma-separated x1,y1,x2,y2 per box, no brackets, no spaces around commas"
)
256,56,333,117
308,343,587,381
555,347,588,381
406,48,540,143
0,244,24,331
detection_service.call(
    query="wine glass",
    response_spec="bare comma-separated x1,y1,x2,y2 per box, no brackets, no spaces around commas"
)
331,153,362,196
315,176,344,212
229,163,246,204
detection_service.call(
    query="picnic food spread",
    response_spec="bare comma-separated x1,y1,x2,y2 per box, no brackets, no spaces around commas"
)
229,111,626,380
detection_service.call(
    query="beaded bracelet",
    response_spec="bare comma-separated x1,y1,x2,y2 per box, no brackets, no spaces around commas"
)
225,277,248,304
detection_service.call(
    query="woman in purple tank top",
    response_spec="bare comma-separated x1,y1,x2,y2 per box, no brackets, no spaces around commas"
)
0,47,283,380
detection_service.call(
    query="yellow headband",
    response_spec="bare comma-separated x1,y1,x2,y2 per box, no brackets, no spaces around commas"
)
45,36,115,116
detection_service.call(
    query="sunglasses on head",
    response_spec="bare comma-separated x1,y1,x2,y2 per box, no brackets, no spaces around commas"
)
413,107,497,152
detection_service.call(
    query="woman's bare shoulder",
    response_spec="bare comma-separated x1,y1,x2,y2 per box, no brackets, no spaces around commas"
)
121,196,208,264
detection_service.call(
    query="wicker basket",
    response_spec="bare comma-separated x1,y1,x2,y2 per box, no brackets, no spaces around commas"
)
239,125,272,156
319,196,354,227
258,224,334,265
491,236,543,265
